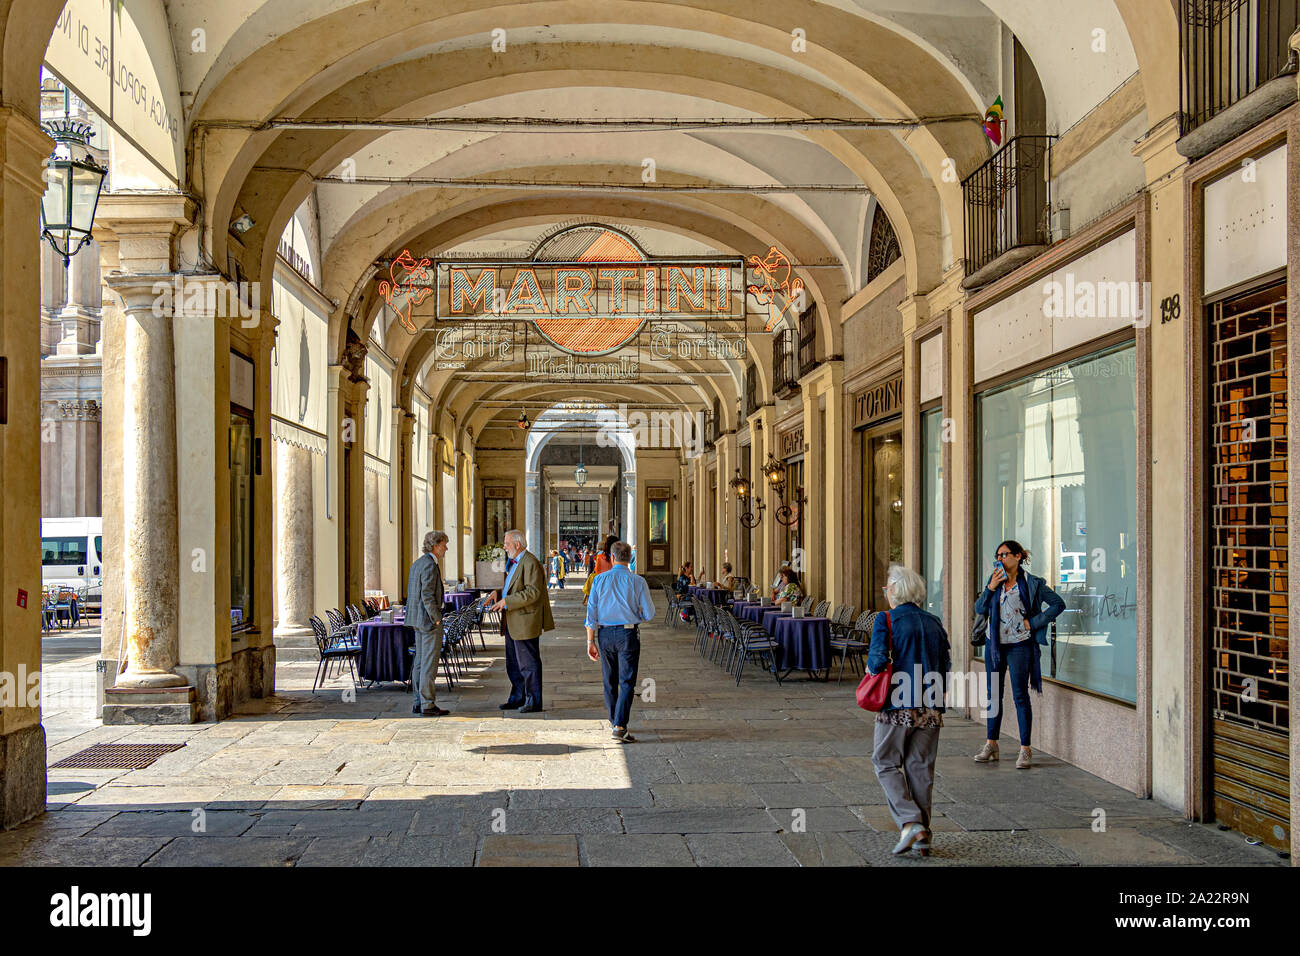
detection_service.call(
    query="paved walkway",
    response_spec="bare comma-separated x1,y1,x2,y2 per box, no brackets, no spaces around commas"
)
3,586,1281,866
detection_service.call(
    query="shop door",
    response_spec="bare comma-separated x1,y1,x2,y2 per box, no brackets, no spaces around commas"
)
862,424,903,612
1208,281,1290,853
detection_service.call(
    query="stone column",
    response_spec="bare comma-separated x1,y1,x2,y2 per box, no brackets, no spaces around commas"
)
0,108,53,827
274,439,314,637
623,473,637,554
103,275,185,690
56,239,101,356
364,468,381,592
525,470,542,558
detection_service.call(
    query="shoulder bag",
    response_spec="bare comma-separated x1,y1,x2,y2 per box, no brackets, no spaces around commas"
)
856,611,893,711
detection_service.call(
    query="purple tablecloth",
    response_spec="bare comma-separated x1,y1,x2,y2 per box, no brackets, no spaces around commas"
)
355,621,415,682
772,616,831,671
445,591,475,611
741,604,778,623
732,600,760,616
690,587,731,605
760,608,794,632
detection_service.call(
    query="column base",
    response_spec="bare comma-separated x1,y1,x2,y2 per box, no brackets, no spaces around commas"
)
273,624,317,662
102,685,198,725
0,724,46,829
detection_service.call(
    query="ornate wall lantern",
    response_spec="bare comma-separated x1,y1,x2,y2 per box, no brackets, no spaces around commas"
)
39,119,106,267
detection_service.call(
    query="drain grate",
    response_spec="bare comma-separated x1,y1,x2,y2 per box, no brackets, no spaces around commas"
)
51,743,186,770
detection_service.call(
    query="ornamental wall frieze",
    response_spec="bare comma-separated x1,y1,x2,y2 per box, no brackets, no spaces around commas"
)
41,399,102,421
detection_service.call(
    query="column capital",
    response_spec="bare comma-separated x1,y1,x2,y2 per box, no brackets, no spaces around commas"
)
0,107,54,197
96,193,197,274
1132,114,1187,184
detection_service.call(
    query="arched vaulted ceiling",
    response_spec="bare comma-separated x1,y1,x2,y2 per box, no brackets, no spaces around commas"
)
8,1,1182,433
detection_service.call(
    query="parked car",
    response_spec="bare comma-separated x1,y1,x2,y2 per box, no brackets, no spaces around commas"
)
1058,550,1086,587
41,516,103,610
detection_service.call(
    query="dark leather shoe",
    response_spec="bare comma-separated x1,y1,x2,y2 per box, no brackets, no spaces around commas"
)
498,700,523,710
518,704,543,714
421,706,450,717
412,705,420,714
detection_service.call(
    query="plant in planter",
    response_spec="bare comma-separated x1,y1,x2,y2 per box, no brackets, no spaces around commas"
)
475,543,507,588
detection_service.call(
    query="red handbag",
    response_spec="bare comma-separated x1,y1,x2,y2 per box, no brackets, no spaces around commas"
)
855,611,893,711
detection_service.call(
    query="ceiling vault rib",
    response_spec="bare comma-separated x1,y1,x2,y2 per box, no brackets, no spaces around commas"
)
199,115,981,133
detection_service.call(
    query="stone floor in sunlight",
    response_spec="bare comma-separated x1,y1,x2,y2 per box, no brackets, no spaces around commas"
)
3,588,1283,867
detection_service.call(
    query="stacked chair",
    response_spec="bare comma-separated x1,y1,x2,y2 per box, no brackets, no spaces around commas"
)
830,610,878,682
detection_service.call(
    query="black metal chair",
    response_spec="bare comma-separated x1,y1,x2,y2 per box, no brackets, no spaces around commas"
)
811,599,831,618
830,611,877,682
309,615,360,693
725,607,782,685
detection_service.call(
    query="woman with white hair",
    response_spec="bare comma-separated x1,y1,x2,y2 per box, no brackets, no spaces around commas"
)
867,563,951,856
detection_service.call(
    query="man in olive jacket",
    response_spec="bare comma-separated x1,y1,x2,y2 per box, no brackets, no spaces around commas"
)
488,529,555,712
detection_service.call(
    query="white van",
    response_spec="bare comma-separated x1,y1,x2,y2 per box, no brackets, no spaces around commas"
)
41,516,104,609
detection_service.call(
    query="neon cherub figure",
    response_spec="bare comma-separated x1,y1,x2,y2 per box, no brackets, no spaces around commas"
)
747,246,806,331
377,250,434,333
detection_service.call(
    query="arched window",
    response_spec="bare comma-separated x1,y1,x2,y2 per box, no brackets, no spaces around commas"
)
866,206,901,284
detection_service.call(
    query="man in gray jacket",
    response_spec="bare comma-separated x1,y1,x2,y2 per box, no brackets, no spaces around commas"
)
407,530,449,716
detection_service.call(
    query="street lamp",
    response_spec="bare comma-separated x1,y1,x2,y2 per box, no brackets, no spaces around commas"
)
761,453,803,527
729,467,764,528
39,119,106,267
574,440,587,487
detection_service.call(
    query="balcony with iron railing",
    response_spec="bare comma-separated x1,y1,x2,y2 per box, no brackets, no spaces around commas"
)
1179,0,1299,157
772,327,799,398
743,363,758,419
798,306,818,379
961,134,1055,288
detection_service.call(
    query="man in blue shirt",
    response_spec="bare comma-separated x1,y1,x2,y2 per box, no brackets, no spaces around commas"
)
584,540,656,742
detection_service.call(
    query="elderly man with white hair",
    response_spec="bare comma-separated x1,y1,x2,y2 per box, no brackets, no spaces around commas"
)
407,530,450,716
487,529,554,712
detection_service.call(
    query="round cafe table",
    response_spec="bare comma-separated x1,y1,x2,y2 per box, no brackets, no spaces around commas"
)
760,607,794,633
732,599,760,616
445,591,475,611
692,588,731,606
355,620,416,683
741,604,774,624
771,615,832,680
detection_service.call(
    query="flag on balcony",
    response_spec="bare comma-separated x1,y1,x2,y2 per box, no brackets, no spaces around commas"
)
983,95,1004,146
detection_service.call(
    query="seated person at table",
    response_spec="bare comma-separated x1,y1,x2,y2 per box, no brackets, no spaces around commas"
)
719,562,738,592
770,565,792,601
774,568,803,607
674,562,697,622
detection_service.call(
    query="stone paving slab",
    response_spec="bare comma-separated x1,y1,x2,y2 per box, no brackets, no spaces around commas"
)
5,587,1284,867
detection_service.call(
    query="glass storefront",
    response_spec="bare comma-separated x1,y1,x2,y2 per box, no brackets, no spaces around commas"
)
921,408,944,619
862,425,903,611
976,343,1138,702
229,409,255,626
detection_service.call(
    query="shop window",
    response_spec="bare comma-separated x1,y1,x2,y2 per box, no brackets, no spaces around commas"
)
921,408,944,619
229,409,255,627
862,428,903,611
976,343,1138,702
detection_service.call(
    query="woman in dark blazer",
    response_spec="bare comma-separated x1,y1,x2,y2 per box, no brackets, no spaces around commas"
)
972,539,1066,769
867,564,951,856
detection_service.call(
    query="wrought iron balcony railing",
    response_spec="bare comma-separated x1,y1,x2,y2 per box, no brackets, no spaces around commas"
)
1180,0,1299,136
961,134,1055,279
772,327,798,397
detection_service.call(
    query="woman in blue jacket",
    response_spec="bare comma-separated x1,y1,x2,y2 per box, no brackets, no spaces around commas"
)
972,540,1066,769
867,564,951,856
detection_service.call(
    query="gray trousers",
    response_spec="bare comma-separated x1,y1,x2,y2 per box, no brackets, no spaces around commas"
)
412,622,443,711
871,722,940,830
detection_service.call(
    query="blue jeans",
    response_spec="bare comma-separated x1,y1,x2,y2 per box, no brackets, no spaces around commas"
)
597,625,641,729
986,640,1034,746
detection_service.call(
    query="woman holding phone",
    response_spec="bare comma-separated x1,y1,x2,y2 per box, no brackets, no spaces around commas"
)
971,540,1065,769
